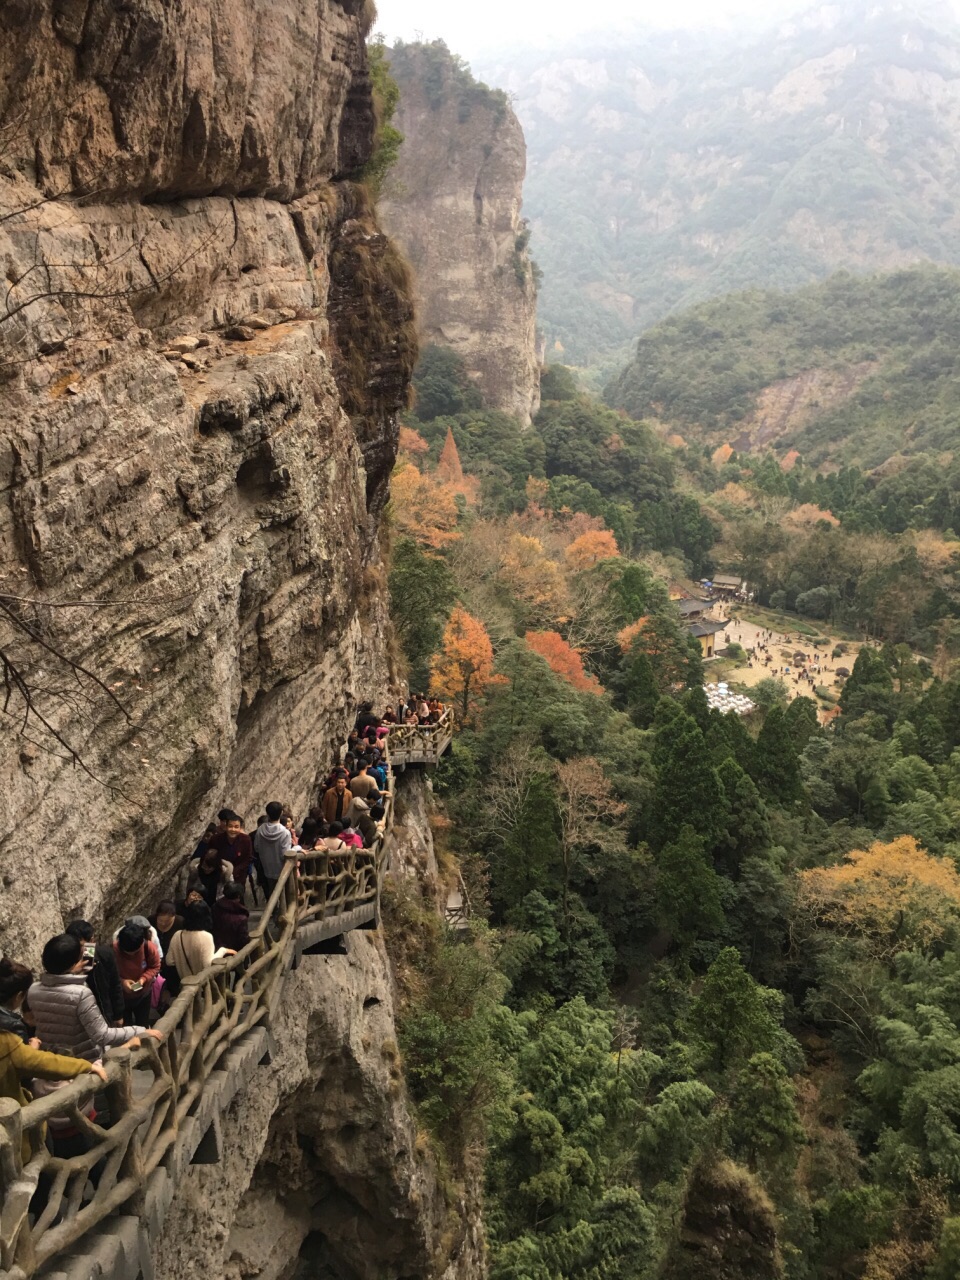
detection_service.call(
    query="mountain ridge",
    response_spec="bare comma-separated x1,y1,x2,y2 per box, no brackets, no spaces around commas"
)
478,0,960,370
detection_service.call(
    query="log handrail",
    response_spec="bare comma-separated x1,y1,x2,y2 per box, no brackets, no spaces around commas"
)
0,713,441,1279
382,707,454,767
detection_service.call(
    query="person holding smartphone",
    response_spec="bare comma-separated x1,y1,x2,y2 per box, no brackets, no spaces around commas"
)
65,921,124,1027
112,924,161,1026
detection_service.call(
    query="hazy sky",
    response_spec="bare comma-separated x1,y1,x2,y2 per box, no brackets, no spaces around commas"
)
374,0,809,59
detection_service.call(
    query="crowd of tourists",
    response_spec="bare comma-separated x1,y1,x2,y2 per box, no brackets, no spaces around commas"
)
0,701,419,1168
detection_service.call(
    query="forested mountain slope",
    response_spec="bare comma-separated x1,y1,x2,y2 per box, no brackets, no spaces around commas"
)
608,265,960,471
480,0,960,370
387,346,960,1279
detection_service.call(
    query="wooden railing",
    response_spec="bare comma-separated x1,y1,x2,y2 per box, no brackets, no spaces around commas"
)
383,708,454,768
0,714,450,1280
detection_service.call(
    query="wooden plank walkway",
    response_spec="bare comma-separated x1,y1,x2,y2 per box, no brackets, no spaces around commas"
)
0,710,454,1280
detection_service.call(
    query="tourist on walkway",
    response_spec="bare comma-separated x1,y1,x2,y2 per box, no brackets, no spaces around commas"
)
191,821,219,861
29,935,160,1060
164,903,236,994
0,957,35,1042
210,811,254,891
321,775,353,825
323,823,349,854
212,882,250,953
65,921,124,1027
351,798,379,848
298,818,324,851
185,846,234,908
0,1030,107,1145
350,761,381,802
113,924,161,1026
254,802,293,900
150,902,184,958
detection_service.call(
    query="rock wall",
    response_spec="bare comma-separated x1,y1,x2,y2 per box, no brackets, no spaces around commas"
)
379,43,541,427
0,0,416,959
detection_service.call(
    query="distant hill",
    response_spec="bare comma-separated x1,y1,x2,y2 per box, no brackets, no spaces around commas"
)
479,1,960,371
606,265,960,470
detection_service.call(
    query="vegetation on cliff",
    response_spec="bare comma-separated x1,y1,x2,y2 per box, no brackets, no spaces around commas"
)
383,341,960,1278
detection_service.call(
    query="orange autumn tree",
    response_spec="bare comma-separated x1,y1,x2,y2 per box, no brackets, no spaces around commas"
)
617,617,649,654
796,836,960,958
430,606,494,724
391,462,461,551
525,631,603,694
565,530,619,572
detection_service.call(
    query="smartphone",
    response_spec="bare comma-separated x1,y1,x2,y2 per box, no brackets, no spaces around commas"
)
83,944,96,960
130,981,143,992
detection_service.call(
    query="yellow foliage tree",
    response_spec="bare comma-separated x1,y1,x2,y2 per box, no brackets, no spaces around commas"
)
564,530,620,572
430,606,494,724
796,836,960,957
784,503,840,531
390,462,461,551
500,534,568,623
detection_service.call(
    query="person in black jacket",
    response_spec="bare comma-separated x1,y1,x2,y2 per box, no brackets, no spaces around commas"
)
65,920,124,1026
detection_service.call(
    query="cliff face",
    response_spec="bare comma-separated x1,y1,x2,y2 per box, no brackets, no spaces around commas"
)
379,43,541,427
0,2,415,955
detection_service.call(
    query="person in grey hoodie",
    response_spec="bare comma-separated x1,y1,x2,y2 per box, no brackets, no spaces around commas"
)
253,801,293,900
29,934,163,1061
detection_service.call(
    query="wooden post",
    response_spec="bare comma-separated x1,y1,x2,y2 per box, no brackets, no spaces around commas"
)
106,1052,145,1213
0,1095,35,1274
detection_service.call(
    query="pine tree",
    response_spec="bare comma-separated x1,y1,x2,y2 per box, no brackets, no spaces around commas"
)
656,825,725,951
729,1052,805,1174
715,759,770,877
928,1217,960,1280
651,707,725,850
619,649,660,728
689,948,784,1072
705,706,757,774
839,646,894,719
755,705,804,806
782,695,819,751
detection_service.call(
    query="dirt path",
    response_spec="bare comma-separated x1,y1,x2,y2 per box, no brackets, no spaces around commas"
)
707,604,868,704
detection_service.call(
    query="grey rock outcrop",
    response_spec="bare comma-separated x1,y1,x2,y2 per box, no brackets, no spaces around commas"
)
0,2,415,960
380,42,541,426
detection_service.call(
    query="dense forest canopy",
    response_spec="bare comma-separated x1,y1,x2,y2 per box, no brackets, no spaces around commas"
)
386,340,960,1279
608,266,960,472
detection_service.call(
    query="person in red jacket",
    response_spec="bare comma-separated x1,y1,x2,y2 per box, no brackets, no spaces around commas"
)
113,924,161,1025
210,810,254,897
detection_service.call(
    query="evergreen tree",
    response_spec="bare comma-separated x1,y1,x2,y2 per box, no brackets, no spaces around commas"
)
651,707,725,850
656,825,726,952
729,1052,805,1174
755,705,804,806
839,647,895,721
388,537,455,690
782,695,819,752
704,706,757,774
689,948,785,1072
928,1217,960,1280
715,759,770,877
618,649,660,729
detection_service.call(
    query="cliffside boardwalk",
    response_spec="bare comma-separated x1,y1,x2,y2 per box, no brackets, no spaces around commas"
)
0,712,454,1280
